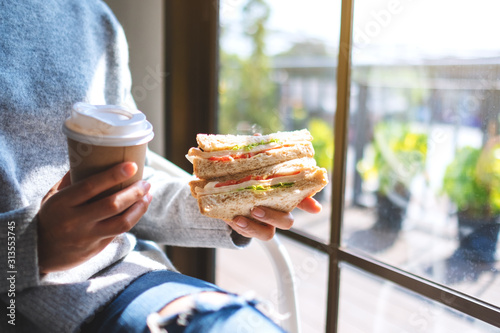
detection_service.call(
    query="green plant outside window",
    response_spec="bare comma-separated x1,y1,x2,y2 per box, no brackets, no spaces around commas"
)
443,144,500,219
357,122,428,197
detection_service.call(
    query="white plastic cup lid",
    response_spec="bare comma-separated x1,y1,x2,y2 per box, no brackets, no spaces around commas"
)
62,102,154,146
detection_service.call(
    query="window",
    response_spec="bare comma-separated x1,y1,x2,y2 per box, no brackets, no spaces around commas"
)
345,0,500,311
214,0,500,332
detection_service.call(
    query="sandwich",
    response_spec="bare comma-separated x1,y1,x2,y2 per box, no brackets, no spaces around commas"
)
186,129,315,180
188,157,328,221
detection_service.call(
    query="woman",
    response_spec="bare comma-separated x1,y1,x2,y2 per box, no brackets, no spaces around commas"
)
0,1,320,332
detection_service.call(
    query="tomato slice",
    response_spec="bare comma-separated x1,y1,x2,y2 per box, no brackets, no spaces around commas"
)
215,175,252,187
208,155,233,162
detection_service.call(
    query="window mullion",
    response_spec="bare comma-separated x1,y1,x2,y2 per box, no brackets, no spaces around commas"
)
327,0,355,332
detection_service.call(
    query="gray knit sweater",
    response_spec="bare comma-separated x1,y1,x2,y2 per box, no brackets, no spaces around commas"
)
0,1,248,332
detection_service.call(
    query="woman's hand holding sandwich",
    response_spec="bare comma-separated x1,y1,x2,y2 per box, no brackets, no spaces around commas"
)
187,130,328,241
228,197,322,241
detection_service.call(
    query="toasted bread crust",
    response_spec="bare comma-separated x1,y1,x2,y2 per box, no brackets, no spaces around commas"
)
194,168,328,220
192,143,314,180
188,179,208,197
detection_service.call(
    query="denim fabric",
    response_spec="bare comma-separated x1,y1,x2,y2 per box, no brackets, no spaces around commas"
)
152,293,286,333
81,270,286,333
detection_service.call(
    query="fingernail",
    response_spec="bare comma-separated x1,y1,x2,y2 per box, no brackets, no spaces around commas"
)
142,181,151,192
122,163,138,177
235,218,248,228
251,207,265,218
143,193,152,203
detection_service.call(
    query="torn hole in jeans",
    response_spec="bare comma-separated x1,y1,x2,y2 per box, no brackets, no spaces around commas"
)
146,291,261,333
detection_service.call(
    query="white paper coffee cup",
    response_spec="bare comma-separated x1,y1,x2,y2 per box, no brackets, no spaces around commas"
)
62,102,154,196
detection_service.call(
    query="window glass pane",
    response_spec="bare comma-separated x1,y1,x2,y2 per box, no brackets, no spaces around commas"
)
219,0,341,241
338,263,499,332
343,0,500,307
216,236,329,332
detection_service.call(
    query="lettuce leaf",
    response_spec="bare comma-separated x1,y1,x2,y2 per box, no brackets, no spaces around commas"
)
238,182,294,191
231,138,282,151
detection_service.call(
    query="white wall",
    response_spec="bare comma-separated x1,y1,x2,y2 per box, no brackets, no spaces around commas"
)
105,0,165,155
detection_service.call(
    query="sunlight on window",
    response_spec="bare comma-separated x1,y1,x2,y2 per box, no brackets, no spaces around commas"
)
344,0,500,316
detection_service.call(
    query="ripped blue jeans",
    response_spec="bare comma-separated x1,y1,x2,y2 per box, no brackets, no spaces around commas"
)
80,270,286,333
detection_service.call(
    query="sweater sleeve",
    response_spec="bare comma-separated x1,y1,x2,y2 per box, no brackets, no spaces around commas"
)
130,152,251,249
0,204,41,293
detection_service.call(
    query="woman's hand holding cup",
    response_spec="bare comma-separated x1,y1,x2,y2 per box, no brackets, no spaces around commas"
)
37,162,152,274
